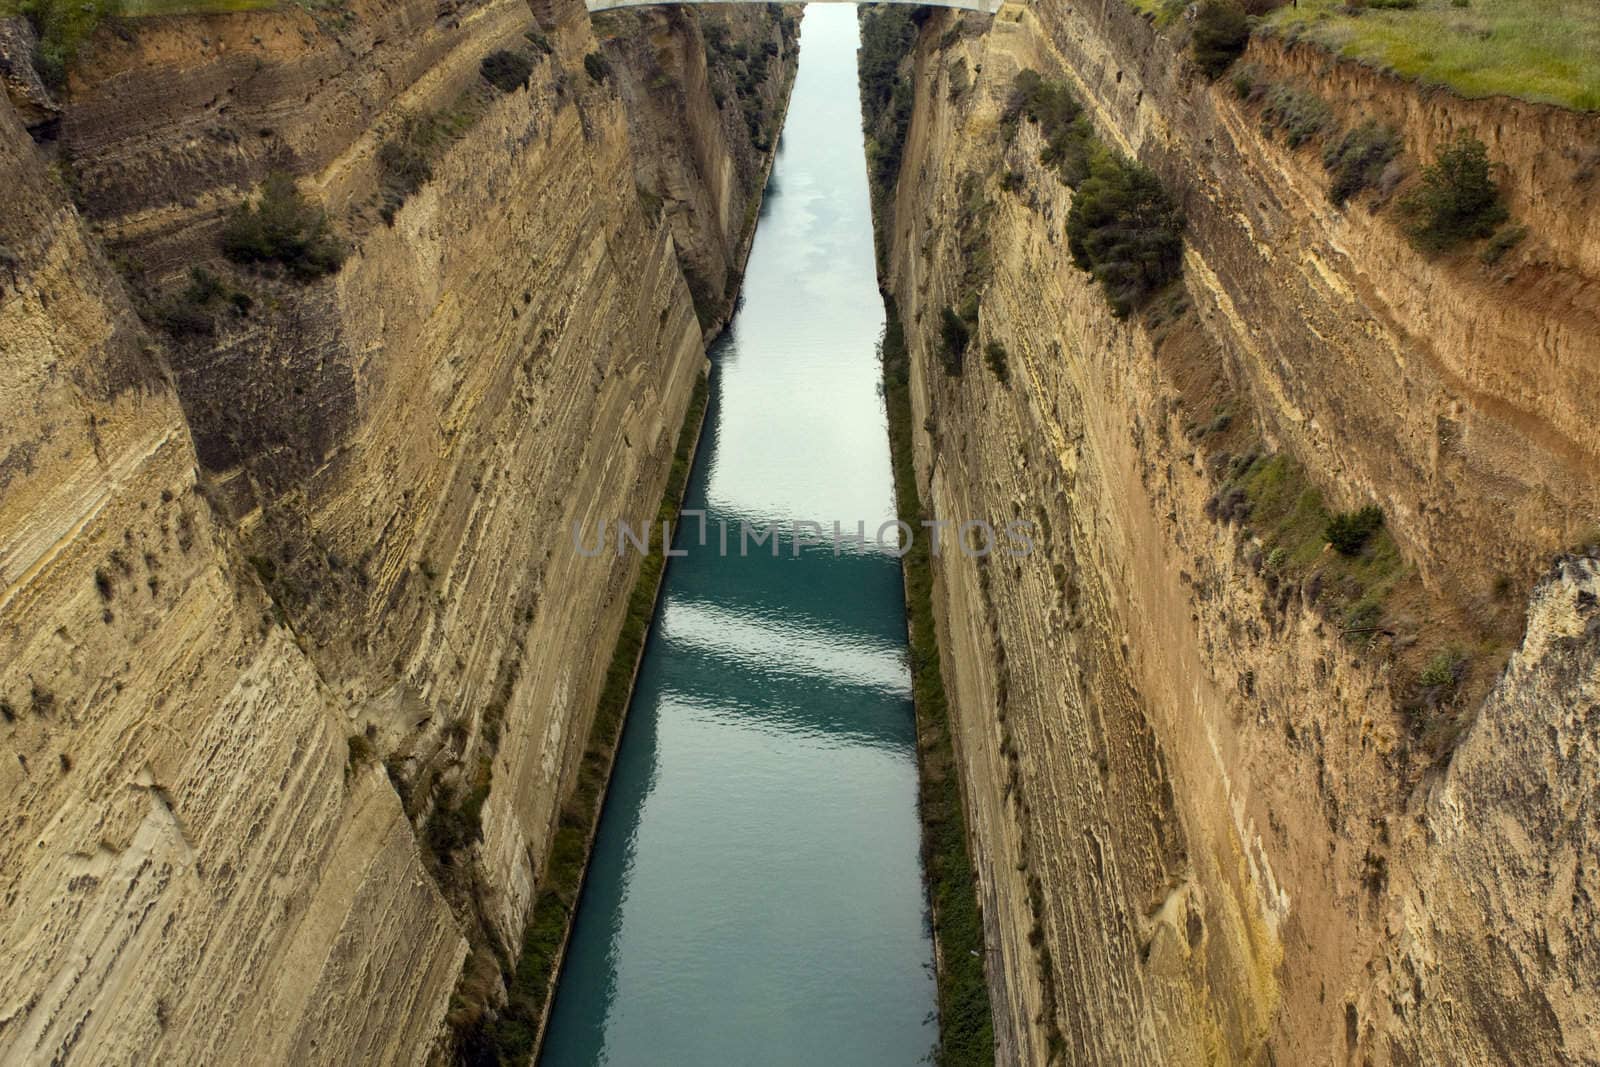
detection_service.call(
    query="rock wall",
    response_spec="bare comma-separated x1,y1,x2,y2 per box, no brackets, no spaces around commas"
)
0,0,795,1060
876,3,1598,1063
598,5,799,334
0,86,465,1067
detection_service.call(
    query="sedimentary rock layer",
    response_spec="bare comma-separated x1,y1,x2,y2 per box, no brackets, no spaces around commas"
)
0,0,795,1060
877,4,1598,1063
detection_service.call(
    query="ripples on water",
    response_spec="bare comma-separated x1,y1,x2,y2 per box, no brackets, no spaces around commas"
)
538,7,937,1064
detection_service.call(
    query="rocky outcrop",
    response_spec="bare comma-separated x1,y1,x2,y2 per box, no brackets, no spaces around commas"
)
874,3,1598,1063
0,0,795,1060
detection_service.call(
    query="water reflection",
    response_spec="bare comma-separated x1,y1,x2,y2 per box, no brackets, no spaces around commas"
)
539,8,935,1065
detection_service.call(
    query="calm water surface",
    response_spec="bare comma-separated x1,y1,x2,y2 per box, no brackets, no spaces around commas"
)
538,7,936,1064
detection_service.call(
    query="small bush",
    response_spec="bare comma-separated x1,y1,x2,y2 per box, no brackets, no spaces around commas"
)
984,341,1010,385
376,100,486,223
1418,648,1466,690
377,113,452,222
481,49,534,93
1192,2,1251,80
1326,504,1384,556
347,733,375,771
221,173,347,280
1006,71,1096,186
158,267,252,336
939,305,970,374
1322,120,1401,205
1399,134,1508,253
1261,84,1333,148
1479,223,1528,264
1066,148,1186,317
424,796,482,858
16,0,119,90
583,52,611,83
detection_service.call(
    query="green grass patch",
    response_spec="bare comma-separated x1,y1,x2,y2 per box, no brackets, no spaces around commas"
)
1262,0,1600,111
460,372,709,1065
1209,451,1406,614
880,298,996,1067
1260,82,1334,147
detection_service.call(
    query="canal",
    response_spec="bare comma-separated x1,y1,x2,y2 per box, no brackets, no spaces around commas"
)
537,6,937,1063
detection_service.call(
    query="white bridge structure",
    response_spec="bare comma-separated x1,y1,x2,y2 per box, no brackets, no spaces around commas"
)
588,0,1006,13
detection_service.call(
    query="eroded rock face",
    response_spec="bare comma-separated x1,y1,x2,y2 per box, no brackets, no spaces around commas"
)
878,4,1597,1064
0,0,796,1060
1391,556,1600,1064
0,86,464,1067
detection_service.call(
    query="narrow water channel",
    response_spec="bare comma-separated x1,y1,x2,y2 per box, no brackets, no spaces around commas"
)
538,7,936,1063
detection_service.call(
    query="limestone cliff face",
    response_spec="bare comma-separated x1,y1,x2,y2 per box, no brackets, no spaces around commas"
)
598,5,799,334
877,4,1598,1063
0,0,793,1060
0,88,464,1066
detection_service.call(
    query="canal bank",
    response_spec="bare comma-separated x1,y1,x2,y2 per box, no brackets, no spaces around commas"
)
539,7,939,1063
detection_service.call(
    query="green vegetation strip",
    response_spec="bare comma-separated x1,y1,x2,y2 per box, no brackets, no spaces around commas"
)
879,299,996,1066
465,370,710,1065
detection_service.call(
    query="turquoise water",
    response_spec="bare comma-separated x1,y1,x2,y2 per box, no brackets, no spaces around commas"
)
537,7,936,1064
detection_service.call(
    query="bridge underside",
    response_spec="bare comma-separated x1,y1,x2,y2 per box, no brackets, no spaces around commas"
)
588,0,1003,13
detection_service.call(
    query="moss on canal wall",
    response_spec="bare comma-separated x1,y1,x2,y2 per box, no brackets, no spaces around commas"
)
880,299,996,1067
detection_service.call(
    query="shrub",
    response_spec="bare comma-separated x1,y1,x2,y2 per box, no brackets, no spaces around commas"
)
1192,2,1251,80
1006,71,1097,186
1322,120,1401,205
1066,148,1186,317
158,267,251,336
346,733,375,771
480,49,534,93
583,51,611,83
16,0,119,90
939,305,970,374
984,341,1011,385
1261,84,1333,148
1418,648,1466,690
376,100,486,223
1399,134,1508,253
1326,504,1384,556
1479,223,1528,264
221,173,347,280
1036,105,1094,185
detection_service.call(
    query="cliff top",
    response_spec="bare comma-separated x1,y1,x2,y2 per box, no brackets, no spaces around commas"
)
1261,0,1600,111
1125,0,1599,112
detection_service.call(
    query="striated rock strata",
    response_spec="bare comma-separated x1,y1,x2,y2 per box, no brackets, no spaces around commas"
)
0,0,795,1060
875,3,1598,1063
